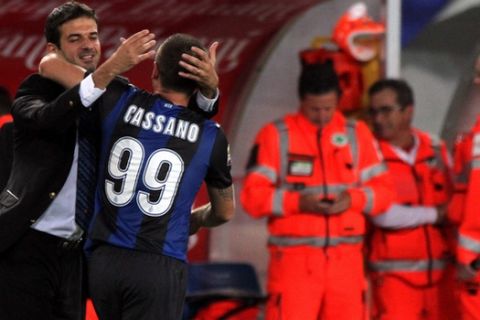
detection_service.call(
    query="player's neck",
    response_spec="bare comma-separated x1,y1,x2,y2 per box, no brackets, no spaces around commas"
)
154,86,189,107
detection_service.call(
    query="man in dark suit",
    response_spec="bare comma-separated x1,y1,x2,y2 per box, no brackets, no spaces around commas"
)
0,2,219,320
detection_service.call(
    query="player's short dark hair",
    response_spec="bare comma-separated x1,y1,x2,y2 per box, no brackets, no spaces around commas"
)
44,1,98,47
0,86,12,115
156,33,206,97
298,61,342,99
368,78,414,108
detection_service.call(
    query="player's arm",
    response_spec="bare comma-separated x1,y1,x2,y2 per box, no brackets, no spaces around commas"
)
39,53,85,89
189,185,235,235
190,127,234,234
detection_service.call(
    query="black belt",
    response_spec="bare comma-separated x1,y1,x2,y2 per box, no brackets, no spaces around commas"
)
58,237,84,250
28,229,84,250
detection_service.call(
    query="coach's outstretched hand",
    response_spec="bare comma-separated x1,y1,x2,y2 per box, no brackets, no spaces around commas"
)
92,30,156,89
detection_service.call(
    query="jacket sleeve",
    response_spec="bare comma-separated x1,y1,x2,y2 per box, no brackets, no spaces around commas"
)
457,132,480,265
347,121,394,216
12,74,82,132
440,141,454,197
448,134,470,227
240,123,300,219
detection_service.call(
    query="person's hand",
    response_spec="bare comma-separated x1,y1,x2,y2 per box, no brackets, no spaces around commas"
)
435,205,447,225
189,202,212,235
104,30,156,76
324,191,351,215
178,41,219,98
299,194,331,214
457,262,478,281
93,30,156,89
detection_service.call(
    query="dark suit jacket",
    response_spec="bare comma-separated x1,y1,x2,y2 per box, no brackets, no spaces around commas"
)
0,74,84,252
0,74,219,253
0,121,13,192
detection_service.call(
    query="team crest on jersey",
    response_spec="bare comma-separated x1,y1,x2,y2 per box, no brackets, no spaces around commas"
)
331,133,348,147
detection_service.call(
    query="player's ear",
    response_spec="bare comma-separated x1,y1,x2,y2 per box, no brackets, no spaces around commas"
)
46,42,59,53
151,61,160,80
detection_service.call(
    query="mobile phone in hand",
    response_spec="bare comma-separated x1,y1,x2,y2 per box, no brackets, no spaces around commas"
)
319,198,334,205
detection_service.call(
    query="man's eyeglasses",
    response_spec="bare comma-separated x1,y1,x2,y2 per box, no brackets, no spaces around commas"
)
367,105,403,117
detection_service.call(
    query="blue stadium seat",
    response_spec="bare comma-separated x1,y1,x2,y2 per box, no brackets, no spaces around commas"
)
184,262,266,319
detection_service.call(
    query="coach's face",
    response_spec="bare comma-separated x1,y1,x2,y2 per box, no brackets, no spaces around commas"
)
56,17,101,71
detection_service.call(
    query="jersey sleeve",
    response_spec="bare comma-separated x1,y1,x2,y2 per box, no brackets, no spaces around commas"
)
205,127,232,189
348,121,394,216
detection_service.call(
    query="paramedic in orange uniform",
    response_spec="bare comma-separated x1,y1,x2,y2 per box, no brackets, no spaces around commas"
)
452,55,480,320
367,79,455,320
240,62,394,320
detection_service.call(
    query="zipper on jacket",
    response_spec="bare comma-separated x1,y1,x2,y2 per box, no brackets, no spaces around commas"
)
412,166,433,285
317,129,330,252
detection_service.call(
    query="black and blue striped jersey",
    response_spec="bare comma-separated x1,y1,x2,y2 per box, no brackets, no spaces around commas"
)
85,79,232,262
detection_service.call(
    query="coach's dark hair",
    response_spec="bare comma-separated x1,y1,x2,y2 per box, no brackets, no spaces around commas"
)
156,33,206,97
44,1,98,47
368,79,414,108
298,60,342,99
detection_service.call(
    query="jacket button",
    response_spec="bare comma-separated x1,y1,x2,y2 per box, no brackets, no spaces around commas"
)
30,219,36,224
49,192,56,199
69,100,74,107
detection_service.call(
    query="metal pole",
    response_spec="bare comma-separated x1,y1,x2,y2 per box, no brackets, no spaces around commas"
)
385,0,401,77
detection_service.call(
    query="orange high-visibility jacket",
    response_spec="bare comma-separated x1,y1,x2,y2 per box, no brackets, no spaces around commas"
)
0,114,12,128
241,111,393,246
368,129,453,286
455,118,480,265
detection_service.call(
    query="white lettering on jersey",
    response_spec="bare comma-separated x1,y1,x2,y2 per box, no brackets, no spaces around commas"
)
123,105,200,143
130,107,144,127
124,104,138,122
142,111,155,130
153,115,166,133
164,117,176,136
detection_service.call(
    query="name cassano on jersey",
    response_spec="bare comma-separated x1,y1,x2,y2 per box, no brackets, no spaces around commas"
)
123,104,200,143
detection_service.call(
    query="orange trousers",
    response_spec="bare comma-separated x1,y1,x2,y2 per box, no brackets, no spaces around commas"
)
458,275,480,320
370,268,459,320
265,244,366,320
